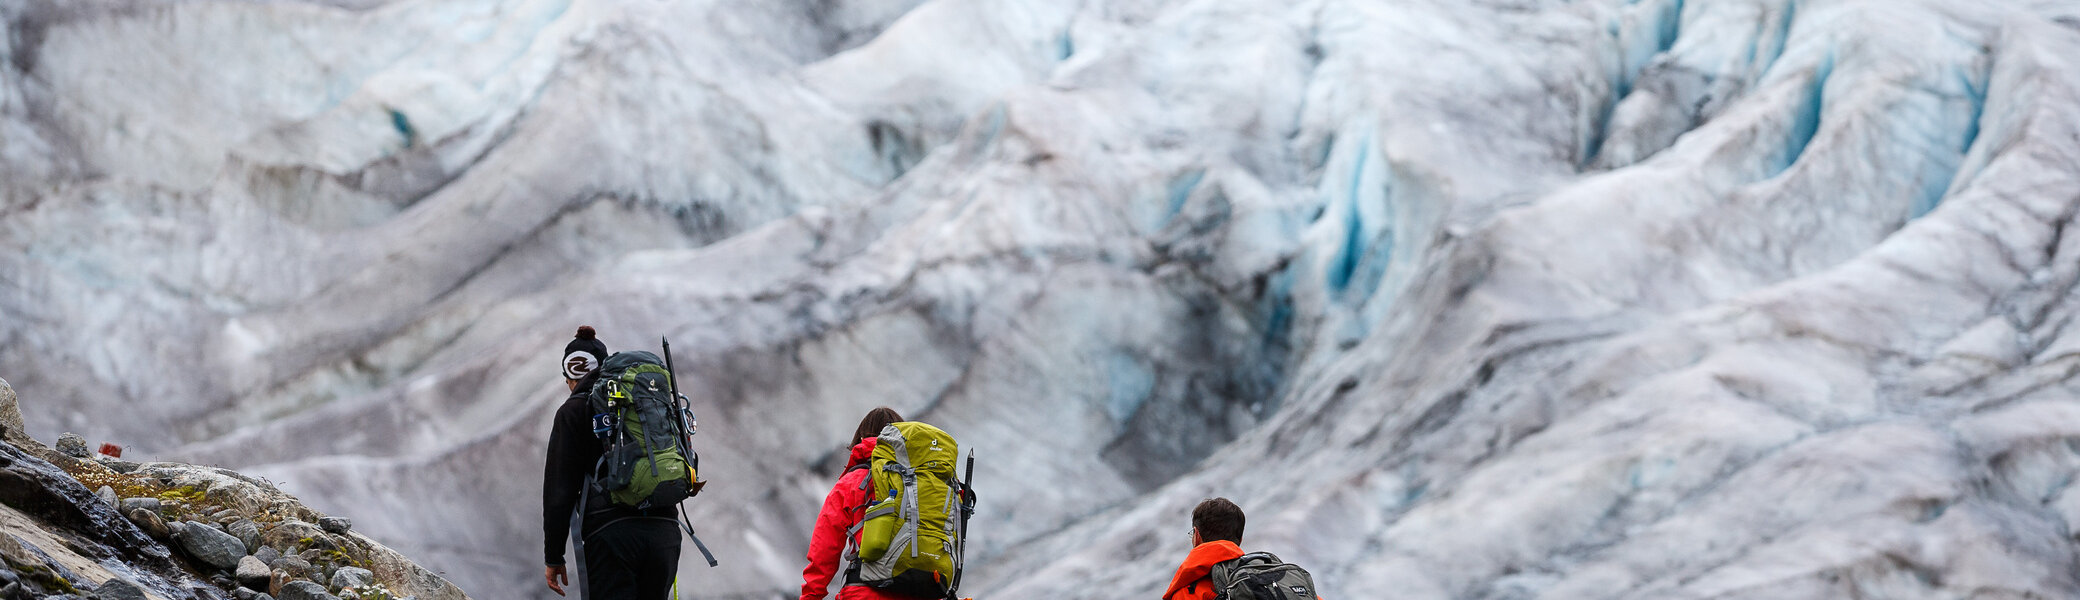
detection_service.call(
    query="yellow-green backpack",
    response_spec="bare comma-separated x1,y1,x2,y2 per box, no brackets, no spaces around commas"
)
847,422,974,598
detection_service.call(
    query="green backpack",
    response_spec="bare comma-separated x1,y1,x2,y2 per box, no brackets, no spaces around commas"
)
587,351,697,508
848,422,973,598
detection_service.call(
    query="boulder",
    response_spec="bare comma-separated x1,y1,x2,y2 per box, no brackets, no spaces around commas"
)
119,497,160,514
96,457,141,473
124,508,171,541
0,377,21,440
55,433,90,458
90,578,148,600
260,520,326,551
317,517,351,535
254,545,282,567
236,555,272,589
229,519,262,553
276,556,314,579
276,580,337,600
95,486,117,508
328,567,374,592
173,519,247,569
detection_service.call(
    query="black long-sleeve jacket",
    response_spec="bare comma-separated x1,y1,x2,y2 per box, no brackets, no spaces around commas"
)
542,372,674,565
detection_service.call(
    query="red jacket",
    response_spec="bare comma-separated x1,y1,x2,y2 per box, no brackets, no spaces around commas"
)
801,438,907,600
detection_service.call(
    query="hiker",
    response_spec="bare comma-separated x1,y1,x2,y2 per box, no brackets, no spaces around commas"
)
1163,498,1321,600
543,326,683,599
799,407,912,600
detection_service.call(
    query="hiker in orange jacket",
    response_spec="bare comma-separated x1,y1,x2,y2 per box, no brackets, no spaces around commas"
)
1162,497,1322,600
799,407,912,600
1163,497,1247,600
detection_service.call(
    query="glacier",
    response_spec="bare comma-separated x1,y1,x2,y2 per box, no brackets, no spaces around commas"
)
4,0,2080,598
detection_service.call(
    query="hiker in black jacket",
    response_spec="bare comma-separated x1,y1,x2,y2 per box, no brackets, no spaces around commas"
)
543,326,682,598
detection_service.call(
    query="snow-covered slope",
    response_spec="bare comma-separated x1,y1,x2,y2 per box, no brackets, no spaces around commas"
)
5,0,2080,598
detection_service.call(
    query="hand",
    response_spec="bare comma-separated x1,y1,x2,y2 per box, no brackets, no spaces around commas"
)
545,565,568,596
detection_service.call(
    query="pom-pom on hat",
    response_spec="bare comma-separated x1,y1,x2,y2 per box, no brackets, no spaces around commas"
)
563,326,609,380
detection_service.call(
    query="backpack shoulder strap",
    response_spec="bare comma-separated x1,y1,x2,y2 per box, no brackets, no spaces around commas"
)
1210,557,1238,591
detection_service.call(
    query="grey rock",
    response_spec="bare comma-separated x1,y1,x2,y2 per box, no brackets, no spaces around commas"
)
95,486,117,508
98,458,141,474
275,580,337,600
119,497,160,514
92,575,146,600
0,570,14,586
55,433,90,458
254,545,282,566
212,509,240,522
230,518,262,553
276,556,313,578
0,583,19,600
98,581,151,600
260,519,325,550
317,517,350,535
232,587,261,600
301,533,340,552
174,519,248,569
125,508,171,540
0,377,21,442
236,555,272,589
328,567,373,591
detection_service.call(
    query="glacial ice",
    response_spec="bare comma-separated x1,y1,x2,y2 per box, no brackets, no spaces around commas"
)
4,0,2080,599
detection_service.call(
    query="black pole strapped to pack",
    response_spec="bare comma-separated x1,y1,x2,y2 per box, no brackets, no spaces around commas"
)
662,336,720,568
947,450,976,600
571,474,594,600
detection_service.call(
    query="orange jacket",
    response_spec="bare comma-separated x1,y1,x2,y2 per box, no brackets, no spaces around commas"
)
1162,541,1325,600
1162,541,1245,600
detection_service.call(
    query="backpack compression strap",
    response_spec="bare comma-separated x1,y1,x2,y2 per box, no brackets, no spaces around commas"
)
678,503,719,567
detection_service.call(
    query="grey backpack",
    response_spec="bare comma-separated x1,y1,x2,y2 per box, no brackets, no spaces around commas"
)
1210,552,1317,600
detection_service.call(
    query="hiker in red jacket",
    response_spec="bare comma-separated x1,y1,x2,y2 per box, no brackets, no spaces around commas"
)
800,407,911,600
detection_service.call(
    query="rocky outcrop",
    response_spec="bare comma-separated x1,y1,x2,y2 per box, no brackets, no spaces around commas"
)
0,379,468,600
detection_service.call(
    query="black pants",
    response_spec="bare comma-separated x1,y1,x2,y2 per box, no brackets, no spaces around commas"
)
583,518,683,600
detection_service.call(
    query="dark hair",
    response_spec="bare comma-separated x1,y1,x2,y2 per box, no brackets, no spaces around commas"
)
852,407,904,444
1192,497,1245,544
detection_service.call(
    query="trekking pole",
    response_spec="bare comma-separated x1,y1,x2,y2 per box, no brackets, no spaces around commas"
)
661,336,721,568
949,449,976,600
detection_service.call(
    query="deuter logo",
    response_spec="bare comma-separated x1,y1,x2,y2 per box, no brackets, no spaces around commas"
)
1290,586,1309,595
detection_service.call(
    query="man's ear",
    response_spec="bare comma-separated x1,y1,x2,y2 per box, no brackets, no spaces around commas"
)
1191,527,1201,546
